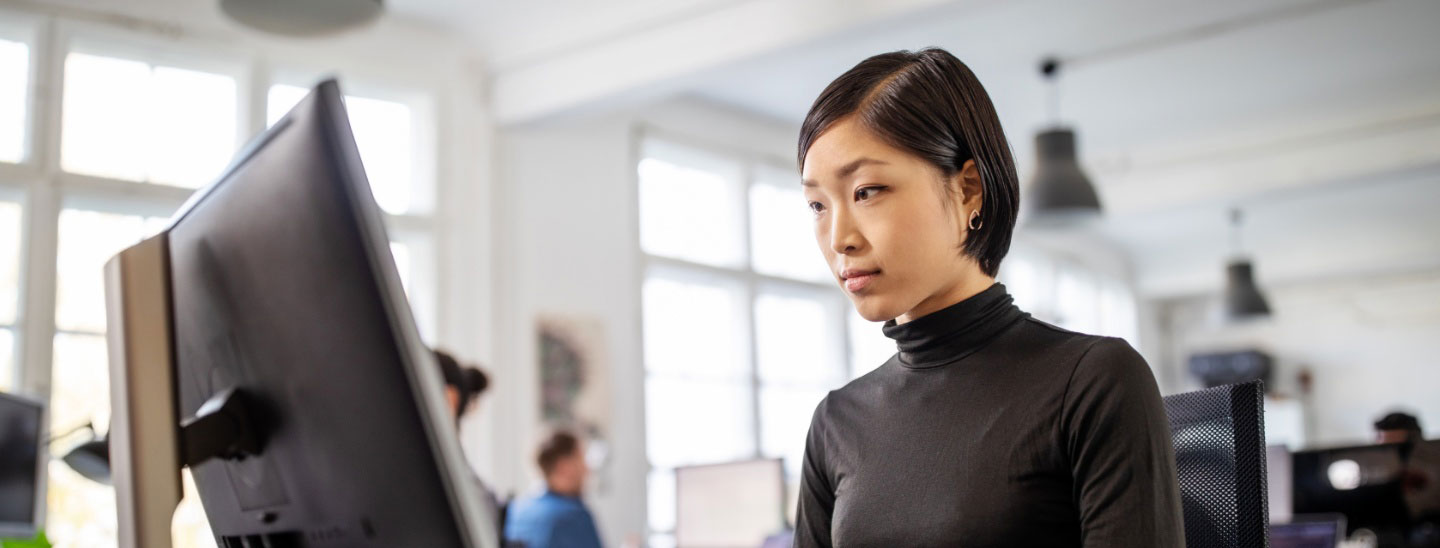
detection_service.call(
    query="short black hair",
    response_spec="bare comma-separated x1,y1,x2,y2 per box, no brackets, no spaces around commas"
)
537,430,581,477
434,349,489,418
798,48,1019,277
1375,412,1422,435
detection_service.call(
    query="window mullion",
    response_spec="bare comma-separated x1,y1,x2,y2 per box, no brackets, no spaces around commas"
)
738,161,764,459
17,181,58,400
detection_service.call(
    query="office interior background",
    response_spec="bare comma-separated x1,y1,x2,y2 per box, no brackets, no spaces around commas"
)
0,0,1436,546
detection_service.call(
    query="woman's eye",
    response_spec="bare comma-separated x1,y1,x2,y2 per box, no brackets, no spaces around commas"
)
855,186,883,201
807,201,825,214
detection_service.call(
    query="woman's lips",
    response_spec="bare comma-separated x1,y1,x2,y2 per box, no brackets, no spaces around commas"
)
841,270,879,292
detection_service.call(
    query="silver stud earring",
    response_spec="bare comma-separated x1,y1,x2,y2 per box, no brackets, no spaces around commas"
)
968,209,983,231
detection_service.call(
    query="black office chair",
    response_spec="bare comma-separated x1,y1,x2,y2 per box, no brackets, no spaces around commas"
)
1163,380,1269,548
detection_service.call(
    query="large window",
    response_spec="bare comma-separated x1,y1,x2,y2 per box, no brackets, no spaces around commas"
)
0,35,29,164
638,138,891,547
0,19,442,548
1003,248,1140,347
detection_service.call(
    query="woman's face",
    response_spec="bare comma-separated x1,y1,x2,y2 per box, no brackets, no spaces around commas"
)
801,117,987,323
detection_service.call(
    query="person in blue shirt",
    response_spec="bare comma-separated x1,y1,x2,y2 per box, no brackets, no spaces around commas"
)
505,430,603,548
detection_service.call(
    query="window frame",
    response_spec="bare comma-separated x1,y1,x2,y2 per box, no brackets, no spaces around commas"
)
634,129,862,541
0,12,448,546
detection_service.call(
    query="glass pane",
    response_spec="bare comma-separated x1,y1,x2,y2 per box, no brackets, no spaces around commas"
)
638,149,745,268
759,386,828,478
268,85,416,214
265,84,307,125
146,66,237,187
346,95,413,214
61,53,148,181
1003,254,1051,319
1055,269,1100,334
0,38,29,163
0,328,13,392
750,173,829,283
61,53,236,187
47,334,119,547
0,201,20,324
55,210,167,333
645,376,754,469
173,470,218,548
390,240,412,298
642,273,748,381
848,310,892,379
1099,282,1139,346
46,458,116,547
754,291,843,386
648,468,676,533
49,333,110,437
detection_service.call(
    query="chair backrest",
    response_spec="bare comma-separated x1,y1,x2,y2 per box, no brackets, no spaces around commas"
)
1163,380,1270,548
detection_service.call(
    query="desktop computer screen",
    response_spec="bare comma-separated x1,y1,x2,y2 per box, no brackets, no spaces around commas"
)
156,80,493,547
675,459,786,548
1292,440,1440,544
0,392,43,539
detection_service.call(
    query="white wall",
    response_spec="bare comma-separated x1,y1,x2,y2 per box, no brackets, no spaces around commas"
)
489,97,798,546
1150,268,1440,448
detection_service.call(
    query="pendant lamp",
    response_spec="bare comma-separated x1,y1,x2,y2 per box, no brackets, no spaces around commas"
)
1025,58,1102,225
1223,208,1271,320
221,0,383,37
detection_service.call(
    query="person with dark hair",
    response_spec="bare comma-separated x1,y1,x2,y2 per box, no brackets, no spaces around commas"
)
432,349,505,545
793,48,1183,546
1377,411,1425,445
504,430,603,548
435,349,491,422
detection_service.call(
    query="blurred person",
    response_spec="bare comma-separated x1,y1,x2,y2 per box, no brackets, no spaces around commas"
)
1377,412,1425,445
504,430,603,548
793,48,1182,546
434,349,506,545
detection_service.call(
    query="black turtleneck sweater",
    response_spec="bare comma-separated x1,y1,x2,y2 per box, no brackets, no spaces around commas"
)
794,284,1184,547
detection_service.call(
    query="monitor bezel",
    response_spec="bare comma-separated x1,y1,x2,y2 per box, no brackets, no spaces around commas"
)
0,390,46,540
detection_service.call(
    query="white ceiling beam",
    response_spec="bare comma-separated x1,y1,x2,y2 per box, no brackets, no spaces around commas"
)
489,0,973,126
1093,107,1440,216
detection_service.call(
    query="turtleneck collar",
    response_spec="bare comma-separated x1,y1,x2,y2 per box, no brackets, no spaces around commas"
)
881,283,1028,369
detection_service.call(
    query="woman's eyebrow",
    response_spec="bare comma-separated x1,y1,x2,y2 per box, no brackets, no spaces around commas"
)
802,157,888,187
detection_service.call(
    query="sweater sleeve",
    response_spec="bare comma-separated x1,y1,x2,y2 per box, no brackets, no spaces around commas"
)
1062,337,1186,547
793,396,835,548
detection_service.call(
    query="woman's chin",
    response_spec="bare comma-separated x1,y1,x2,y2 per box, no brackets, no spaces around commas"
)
851,296,902,323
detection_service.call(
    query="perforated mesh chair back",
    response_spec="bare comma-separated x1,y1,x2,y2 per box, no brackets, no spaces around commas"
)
1163,380,1269,548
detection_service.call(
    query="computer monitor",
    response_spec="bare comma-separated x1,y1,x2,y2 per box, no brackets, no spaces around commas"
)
1269,514,1344,548
104,80,494,548
1292,441,1440,539
675,459,785,548
0,392,44,539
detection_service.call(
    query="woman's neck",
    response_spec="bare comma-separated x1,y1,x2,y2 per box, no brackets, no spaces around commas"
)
896,273,996,325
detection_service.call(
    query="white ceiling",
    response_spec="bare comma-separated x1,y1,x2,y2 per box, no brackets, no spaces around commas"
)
678,0,1440,296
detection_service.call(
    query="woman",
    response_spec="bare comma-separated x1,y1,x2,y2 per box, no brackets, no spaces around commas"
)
793,49,1184,546
433,349,507,545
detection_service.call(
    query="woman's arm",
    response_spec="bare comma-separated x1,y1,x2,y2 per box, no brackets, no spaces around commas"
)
794,397,835,548
1062,337,1186,547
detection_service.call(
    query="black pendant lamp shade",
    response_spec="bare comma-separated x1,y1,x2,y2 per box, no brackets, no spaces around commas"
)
1026,58,1102,225
1027,128,1102,221
1223,208,1271,321
1224,260,1271,320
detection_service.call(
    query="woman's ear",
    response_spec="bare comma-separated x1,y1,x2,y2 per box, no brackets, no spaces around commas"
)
959,159,984,211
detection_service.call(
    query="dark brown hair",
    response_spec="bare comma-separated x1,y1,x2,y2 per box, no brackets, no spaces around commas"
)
798,48,1019,277
537,430,581,477
434,349,489,419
